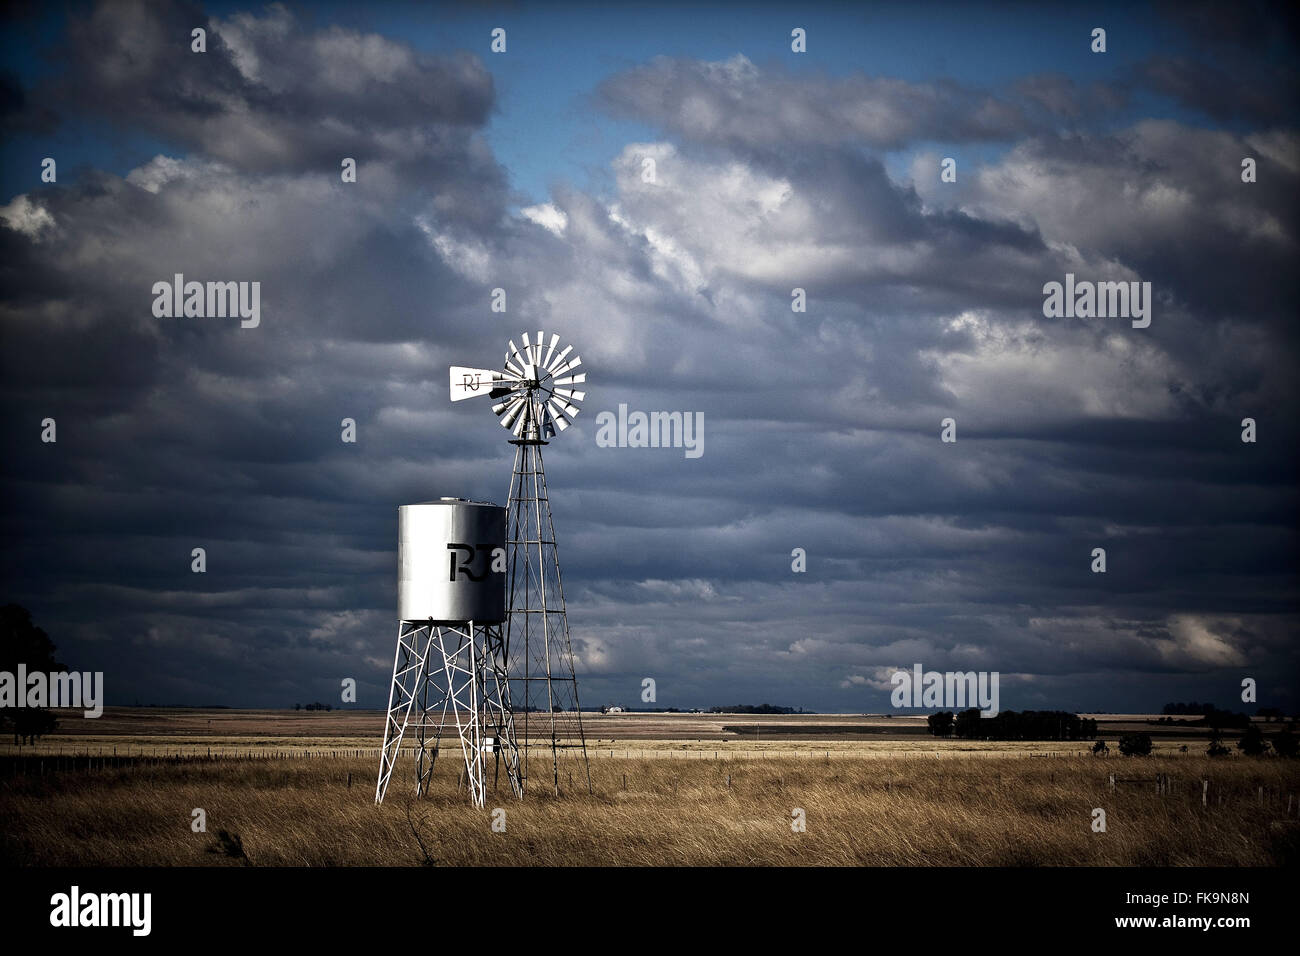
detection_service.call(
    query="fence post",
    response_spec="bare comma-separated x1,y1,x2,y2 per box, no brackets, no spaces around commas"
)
1202,779,1208,807
1109,773,1115,792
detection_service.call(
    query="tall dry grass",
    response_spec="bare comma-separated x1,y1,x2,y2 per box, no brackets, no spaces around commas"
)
2,753,1297,866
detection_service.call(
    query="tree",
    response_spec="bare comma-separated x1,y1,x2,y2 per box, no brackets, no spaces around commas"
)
1272,728,1298,758
927,711,955,737
1118,733,1152,757
0,604,65,745
1206,731,1230,757
1237,724,1269,757
953,708,983,739
1092,739,1108,756
1204,707,1250,731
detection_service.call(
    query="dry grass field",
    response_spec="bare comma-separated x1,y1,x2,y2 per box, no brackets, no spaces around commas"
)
2,709,1297,866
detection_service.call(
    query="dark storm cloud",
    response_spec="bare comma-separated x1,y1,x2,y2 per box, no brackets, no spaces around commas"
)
2,1,1297,713
1137,55,1300,127
1140,0,1300,125
596,54,1070,151
1155,0,1300,55
29,0,495,169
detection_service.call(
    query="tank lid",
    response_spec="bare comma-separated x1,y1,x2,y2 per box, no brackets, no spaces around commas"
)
405,498,500,507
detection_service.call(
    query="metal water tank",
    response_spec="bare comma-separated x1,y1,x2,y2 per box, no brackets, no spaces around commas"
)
398,498,506,623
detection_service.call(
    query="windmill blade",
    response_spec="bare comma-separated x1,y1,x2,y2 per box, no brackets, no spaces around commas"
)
523,331,544,369
450,366,510,401
498,396,527,429
492,392,523,416
497,395,525,425
546,402,570,432
552,354,582,377
551,372,586,386
534,330,546,366
511,407,530,437
541,333,558,370
506,339,532,379
546,345,573,373
548,397,581,421
552,387,586,403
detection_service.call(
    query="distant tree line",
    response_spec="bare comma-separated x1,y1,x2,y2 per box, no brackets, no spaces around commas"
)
1162,701,1217,716
1091,725,1299,759
294,702,333,712
1206,724,1299,758
708,704,800,715
1160,702,1294,725
1156,703,1251,729
927,709,1098,741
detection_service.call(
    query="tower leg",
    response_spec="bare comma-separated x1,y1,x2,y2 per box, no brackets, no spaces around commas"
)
481,621,524,799
376,622,437,804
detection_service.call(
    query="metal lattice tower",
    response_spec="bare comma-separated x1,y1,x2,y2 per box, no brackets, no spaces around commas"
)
507,437,591,795
449,330,592,795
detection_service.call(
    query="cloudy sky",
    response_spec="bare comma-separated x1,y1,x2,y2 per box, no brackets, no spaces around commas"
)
2,0,1297,715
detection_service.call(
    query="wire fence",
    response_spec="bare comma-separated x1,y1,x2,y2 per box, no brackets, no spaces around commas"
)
0,744,1098,763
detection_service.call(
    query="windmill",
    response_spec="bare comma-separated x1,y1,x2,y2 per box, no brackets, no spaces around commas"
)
450,331,592,795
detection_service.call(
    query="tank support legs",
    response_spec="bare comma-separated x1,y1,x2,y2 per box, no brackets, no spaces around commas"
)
376,620,522,807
